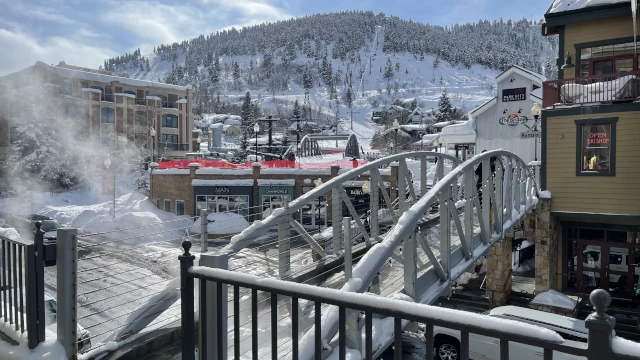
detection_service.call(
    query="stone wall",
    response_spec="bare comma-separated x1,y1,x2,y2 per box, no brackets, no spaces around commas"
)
534,198,559,293
485,234,513,307
529,303,576,318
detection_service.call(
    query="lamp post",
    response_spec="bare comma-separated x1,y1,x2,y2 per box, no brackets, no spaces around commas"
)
105,157,115,220
392,119,400,154
150,128,156,162
254,123,260,161
196,135,202,153
531,103,541,162
315,178,323,232
208,126,213,151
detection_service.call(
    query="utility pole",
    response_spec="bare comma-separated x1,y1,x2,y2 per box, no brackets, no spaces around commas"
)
290,115,305,151
349,108,359,130
259,115,278,156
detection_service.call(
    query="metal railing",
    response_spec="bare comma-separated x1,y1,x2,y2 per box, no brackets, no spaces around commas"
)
542,71,640,108
159,143,190,151
0,223,45,349
179,238,640,360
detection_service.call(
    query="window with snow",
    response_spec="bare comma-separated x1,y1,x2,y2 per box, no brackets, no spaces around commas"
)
162,114,178,128
101,107,116,148
576,118,617,176
161,134,178,144
151,94,168,108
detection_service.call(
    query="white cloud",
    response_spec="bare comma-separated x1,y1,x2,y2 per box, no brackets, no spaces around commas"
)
0,28,116,76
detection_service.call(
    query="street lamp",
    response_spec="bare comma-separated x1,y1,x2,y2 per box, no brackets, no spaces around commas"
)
254,123,260,161
150,128,156,162
196,135,202,153
392,119,400,154
104,157,115,219
531,103,541,161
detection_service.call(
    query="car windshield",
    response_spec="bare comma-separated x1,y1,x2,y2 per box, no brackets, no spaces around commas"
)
41,220,61,232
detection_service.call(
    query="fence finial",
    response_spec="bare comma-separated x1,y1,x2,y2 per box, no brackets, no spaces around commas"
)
589,289,611,320
182,238,193,257
35,221,42,233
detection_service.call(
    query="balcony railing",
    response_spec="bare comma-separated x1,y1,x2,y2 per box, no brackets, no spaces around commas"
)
543,71,640,108
158,143,189,151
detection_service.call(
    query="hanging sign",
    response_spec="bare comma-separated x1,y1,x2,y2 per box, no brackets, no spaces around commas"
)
455,144,470,150
502,87,527,102
520,131,540,139
499,113,529,127
102,171,114,195
264,189,289,195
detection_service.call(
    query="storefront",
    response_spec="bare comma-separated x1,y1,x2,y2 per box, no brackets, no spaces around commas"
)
193,179,254,221
258,179,295,220
562,223,640,301
300,186,327,230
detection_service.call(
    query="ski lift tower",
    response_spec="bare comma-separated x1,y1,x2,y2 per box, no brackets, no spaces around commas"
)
258,115,279,154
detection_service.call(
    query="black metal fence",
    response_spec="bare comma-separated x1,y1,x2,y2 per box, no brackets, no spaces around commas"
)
179,238,640,360
0,223,45,349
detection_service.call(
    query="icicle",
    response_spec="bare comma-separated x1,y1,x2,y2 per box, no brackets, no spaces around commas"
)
633,0,638,57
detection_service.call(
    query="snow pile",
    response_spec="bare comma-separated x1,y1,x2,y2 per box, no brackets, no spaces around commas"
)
190,212,249,235
439,119,476,145
612,336,640,357
513,258,535,273
0,321,66,360
538,190,552,199
560,74,637,104
531,290,577,310
454,272,478,289
0,227,21,241
549,0,629,13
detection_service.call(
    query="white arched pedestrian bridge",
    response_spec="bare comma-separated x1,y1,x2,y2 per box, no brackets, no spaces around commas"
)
197,150,542,360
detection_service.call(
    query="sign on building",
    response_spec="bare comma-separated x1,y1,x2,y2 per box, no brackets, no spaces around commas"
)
502,87,527,102
520,131,540,139
455,144,470,150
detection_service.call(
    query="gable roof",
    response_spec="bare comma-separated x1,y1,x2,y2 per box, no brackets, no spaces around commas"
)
495,65,546,86
468,97,497,120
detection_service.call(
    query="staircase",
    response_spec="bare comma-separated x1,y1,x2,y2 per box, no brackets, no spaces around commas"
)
437,277,490,313
577,301,640,342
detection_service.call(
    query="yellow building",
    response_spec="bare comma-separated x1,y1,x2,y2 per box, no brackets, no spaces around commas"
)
542,1,640,302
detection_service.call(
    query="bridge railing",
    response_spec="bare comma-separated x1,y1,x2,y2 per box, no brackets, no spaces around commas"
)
179,241,640,360
222,151,462,281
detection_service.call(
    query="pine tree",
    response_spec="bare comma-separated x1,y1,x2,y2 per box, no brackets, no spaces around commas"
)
345,86,353,109
233,62,241,87
436,89,454,122
383,58,394,82
145,58,151,72
321,53,332,84
240,92,253,152
302,65,313,91
292,100,301,119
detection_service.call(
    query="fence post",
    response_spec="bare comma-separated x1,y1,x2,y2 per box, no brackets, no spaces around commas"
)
200,209,208,253
200,253,229,360
25,224,45,349
180,240,196,360
584,290,616,360
369,173,379,240
343,217,352,280
332,188,342,248
403,230,417,299
57,228,78,358
278,201,290,278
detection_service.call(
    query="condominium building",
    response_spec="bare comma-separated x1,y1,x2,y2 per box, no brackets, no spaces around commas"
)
0,61,195,160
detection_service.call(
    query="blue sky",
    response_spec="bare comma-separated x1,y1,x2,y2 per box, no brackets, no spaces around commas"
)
0,0,552,76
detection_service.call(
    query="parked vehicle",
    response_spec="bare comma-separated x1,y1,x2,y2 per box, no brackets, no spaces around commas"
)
1,214,61,243
432,306,591,360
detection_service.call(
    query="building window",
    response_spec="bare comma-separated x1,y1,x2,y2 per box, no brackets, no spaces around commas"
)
161,134,178,144
162,114,178,128
262,195,291,220
90,86,105,101
196,195,250,220
579,41,640,76
135,111,149,148
164,199,171,212
101,107,116,148
575,118,617,176
176,200,185,216
151,94,168,108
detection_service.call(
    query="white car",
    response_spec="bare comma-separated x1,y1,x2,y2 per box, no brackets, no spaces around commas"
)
432,306,590,360
44,292,92,354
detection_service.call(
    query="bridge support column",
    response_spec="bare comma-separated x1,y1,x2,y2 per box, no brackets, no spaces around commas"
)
534,198,559,294
485,234,512,308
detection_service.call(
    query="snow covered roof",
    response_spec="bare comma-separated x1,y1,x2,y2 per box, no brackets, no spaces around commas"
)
196,168,253,175
496,65,546,85
548,0,629,14
400,124,427,131
530,88,543,103
81,87,102,93
114,92,136,99
176,98,188,104
439,119,476,145
413,133,441,146
469,97,497,120
433,120,465,128
3,61,189,91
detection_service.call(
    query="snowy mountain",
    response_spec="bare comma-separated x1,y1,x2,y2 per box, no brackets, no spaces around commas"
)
103,11,558,144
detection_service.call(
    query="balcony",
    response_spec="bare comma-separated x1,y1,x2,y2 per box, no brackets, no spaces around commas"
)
543,71,640,108
158,143,190,151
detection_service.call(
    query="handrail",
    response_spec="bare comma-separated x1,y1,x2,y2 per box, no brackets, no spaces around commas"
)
224,151,462,253
542,71,640,108
180,262,639,360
